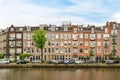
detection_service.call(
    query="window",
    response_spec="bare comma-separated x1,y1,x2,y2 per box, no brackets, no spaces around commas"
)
90,34,95,39
79,34,83,38
16,34,22,39
73,49,78,53
56,34,59,39
97,34,101,39
16,48,22,53
103,34,109,38
48,48,50,53
9,34,15,40
97,48,101,53
97,41,101,46
27,34,31,40
52,48,54,53
9,41,15,47
64,34,67,39
28,41,31,47
68,34,71,39
68,41,71,45
84,41,88,46
80,49,83,53
60,34,63,39
80,41,83,46
56,41,59,46
72,34,78,40
111,30,117,35
85,48,88,53
23,33,27,39
73,41,78,47
10,28,14,31
90,41,95,47
105,28,108,33
85,34,88,38
74,28,77,33
19,28,23,31
60,41,63,46
56,48,58,53
91,28,94,33
64,41,67,46
68,48,71,53
9,48,15,53
51,41,54,46
16,41,22,46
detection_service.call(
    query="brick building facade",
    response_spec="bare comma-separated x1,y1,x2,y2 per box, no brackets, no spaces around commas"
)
0,22,119,61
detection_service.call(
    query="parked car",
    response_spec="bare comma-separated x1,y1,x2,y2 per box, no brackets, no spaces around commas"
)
32,60,41,63
64,60,75,64
106,60,114,64
0,59,10,64
16,60,27,64
57,60,64,64
75,60,84,64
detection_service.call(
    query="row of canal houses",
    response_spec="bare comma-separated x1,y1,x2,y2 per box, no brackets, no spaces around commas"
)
0,21,119,61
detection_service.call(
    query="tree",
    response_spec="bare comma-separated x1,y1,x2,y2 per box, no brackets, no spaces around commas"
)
89,48,95,62
90,48,94,57
0,53,4,59
19,53,32,60
32,29,46,63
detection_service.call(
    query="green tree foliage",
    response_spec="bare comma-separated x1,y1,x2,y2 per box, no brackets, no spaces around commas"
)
32,29,46,63
20,53,32,60
90,48,94,57
0,53,4,59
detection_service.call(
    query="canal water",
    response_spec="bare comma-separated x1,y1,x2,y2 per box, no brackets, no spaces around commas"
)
0,68,120,80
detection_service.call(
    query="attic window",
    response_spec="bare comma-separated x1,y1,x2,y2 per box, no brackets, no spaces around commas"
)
10,28,14,31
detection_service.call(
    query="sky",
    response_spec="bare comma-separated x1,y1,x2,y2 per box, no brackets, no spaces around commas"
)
0,0,120,29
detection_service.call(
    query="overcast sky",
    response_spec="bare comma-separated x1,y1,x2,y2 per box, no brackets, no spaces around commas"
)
0,0,120,29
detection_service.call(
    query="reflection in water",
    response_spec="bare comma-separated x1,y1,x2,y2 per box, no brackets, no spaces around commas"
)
0,68,120,80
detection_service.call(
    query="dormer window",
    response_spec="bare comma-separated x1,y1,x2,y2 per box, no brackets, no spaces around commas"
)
10,28,14,31
19,28,23,31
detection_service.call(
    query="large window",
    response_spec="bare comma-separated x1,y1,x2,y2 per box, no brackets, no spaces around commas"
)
97,48,101,53
9,41,15,47
68,34,71,39
16,34,22,39
85,48,88,53
97,41,101,46
85,34,88,38
16,41,22,46
9,34,15,40
90,41,95,47
80,49,83,53
60,34,63,39
9,48,15,53
73,41,78,47
111,30,117,35
64,34,67,39
79,34,83,38
72,34,78,40
84,41,88,46
97,34,101,39
56,34,59,39
16,48,22,53
90,34,95,39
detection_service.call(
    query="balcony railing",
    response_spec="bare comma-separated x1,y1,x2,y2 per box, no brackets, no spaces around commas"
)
104,37,109,40
111,33,117,37
90,45,95,48
90,37,95,40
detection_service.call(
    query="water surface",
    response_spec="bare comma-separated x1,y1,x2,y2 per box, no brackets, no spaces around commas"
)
0,68,120,80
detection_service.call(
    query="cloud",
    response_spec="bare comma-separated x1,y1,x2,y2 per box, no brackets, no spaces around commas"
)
0,0,119,29
110,12,120,22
